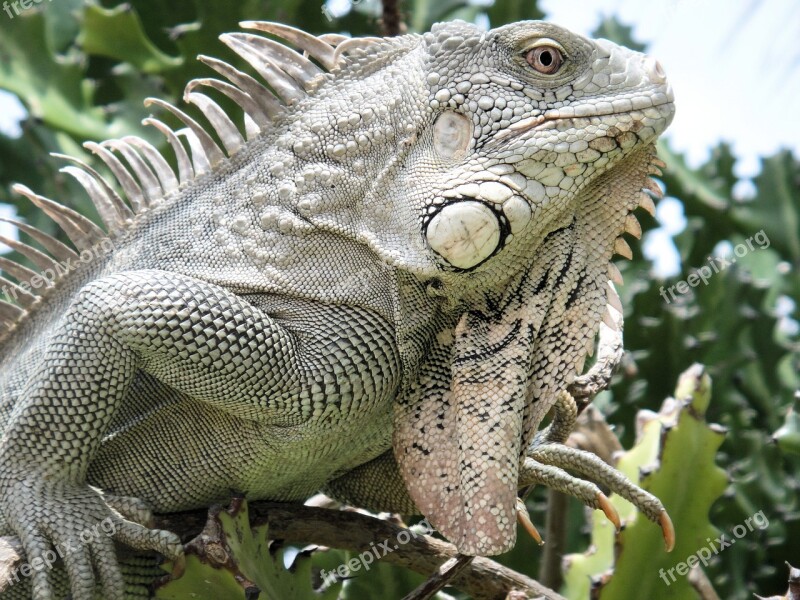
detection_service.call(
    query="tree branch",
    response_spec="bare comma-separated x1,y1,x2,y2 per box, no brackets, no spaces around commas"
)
156,502,566,600
538,490,568,590
402,555,474,600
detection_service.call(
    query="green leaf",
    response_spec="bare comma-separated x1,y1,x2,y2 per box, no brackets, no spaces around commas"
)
731,150,800,265
0,10,108,139
486,0,543,28
592,17,645,52
409,0,470,33
339,559,429,599
79,4,182,73
155,499,341,600
42,0,84,53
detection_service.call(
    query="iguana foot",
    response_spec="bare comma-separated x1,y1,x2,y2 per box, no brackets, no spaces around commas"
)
0,475,183,600
528,442,674,550
519,458,622,528
523,390,675,551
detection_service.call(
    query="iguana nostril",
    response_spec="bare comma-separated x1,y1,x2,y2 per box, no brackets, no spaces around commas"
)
644,57,666,83
425,200,502,269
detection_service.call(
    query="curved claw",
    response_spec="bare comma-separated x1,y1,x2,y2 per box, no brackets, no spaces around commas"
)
659,511,675,552
515,498,544,546
596,492,621,531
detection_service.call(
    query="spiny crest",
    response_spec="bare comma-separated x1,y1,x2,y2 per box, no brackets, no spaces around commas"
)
0,21,381,339
599,150,664,340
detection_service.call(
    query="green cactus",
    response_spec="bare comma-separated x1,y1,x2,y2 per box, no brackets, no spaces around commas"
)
562,365,728,600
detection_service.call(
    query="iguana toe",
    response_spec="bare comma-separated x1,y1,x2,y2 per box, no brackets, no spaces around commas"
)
527,442,673,547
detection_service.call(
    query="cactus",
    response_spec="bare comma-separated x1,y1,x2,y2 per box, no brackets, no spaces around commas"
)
562,364,727,600
772,393,800,456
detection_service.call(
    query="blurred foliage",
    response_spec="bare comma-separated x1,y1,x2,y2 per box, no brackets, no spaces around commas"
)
588,17,800,600
754,562,800,600
0,0,798,599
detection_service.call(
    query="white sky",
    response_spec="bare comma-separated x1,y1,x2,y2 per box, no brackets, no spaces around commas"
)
2,0,798,275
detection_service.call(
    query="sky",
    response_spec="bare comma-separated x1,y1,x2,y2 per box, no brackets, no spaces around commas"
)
1,0,799,276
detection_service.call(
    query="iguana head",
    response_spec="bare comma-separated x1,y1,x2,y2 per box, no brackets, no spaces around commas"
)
347,19,673,283
371,20,675,555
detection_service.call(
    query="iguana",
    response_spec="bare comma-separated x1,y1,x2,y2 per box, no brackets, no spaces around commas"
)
0,17,675,599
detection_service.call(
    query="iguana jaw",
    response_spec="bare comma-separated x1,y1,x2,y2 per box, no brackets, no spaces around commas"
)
496,97,675,141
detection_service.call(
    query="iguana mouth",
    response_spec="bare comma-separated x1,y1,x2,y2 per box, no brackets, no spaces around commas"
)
494,95,675,141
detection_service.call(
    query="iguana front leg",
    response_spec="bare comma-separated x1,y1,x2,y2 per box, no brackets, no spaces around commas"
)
0,269,389,599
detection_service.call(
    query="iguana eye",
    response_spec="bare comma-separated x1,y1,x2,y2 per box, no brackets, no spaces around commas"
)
525,45,564,74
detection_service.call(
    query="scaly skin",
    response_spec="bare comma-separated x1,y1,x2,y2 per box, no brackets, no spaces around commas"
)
0,19,674,598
